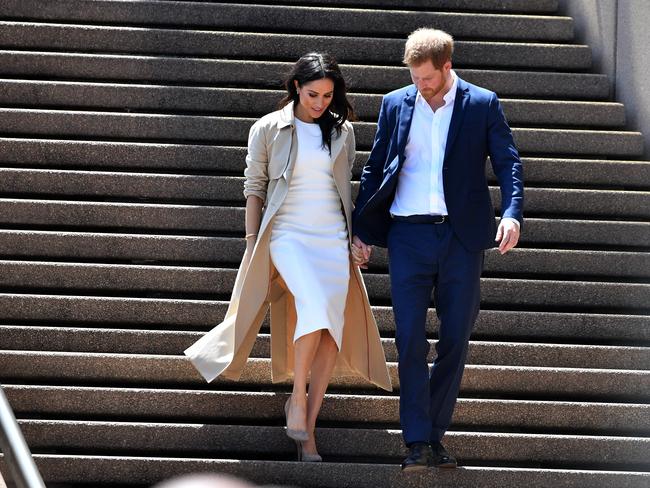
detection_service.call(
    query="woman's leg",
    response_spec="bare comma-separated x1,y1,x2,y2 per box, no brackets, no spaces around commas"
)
303,330,338,454
287,330,321,434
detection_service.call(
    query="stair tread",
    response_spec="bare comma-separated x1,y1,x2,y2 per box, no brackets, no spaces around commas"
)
5,384,648,434
16,420,650,467
2,326,648,370
0,110,643,156
0,22,593,69
1,353,648,402
0,52,611,97
1,1,575,41
0,81,627,127
27,454,650,488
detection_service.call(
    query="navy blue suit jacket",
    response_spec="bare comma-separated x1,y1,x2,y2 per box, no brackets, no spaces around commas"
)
353,77,524,252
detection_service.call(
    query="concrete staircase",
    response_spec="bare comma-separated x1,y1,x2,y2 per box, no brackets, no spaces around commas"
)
0,0,648,486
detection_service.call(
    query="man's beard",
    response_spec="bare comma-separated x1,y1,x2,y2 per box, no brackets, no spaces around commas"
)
421,78,448,101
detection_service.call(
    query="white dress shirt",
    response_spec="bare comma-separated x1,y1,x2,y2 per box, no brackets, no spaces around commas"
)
389,71,520,230
390,71,458,217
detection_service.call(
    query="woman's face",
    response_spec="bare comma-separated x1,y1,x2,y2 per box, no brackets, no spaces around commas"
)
294,78,335,122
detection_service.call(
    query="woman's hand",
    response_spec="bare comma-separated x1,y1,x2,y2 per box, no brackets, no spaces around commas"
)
352,235,372,269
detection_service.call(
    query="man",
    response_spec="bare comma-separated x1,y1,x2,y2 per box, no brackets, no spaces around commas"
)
351,28,523,471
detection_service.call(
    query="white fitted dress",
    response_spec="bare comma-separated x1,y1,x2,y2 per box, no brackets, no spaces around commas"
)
269,118,350,350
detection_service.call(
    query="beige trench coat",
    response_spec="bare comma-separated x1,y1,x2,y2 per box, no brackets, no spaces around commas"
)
184,103,392,391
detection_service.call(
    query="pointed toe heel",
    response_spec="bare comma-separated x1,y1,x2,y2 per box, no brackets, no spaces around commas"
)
301,451,323,463
284,398,309,442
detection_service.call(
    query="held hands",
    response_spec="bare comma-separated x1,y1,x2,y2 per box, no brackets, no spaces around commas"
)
495,219,520,255
352,235,373,269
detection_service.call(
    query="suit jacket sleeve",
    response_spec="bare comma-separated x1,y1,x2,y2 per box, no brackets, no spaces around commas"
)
486,93,524,225
353,95,390,231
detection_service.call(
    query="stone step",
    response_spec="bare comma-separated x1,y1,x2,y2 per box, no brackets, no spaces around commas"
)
2,138,648,190
0,262,648,311
1,231,647,280
0,201,647,248
0,169,238,203
512,157,650,189
2,327,647,370
1,170,648,219
0,294,647,343
5,385,647,435
215,0,562,13
0,108,643,157
0,81,626,128
0,110,642,156
0,52,611,98
1,353,648,401
20,454,649,488
0,198,241,233
520,218,650,249
23,454,650,488
0,1,574,42
16,420,650,469
114,176,650,219
0,22,593,69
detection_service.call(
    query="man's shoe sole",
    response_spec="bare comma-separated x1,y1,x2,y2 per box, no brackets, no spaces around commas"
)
435,461,458,469
401,463,430,473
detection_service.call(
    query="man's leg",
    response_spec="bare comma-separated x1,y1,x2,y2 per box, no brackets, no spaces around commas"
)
387,221,438,446
429,226,484,444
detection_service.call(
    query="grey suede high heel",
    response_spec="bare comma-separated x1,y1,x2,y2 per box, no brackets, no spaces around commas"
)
298,441,323,463
292,439,322,462
284,398,309,442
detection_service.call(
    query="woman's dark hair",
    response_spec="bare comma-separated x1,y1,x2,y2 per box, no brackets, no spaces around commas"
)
279,53,356,152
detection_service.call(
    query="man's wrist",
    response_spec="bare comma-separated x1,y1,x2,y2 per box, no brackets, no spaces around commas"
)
501,217,520,230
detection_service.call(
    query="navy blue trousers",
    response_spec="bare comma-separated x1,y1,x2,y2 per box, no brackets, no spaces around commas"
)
387,220,483,445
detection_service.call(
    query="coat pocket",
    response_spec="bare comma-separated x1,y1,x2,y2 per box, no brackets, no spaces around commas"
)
267,159,286,180
268,130,293,179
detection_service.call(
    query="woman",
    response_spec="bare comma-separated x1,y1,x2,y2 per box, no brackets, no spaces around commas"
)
185,53,391,461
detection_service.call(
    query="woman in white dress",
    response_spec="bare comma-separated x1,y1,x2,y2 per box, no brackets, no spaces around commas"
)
268,53,367,461
184,53,391,462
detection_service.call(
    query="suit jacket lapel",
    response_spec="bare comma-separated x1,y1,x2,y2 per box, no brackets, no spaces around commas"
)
396,85,417,158
444,79,470,161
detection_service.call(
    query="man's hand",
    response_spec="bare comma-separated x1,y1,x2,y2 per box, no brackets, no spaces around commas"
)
495,219,520,255
352,235,373,269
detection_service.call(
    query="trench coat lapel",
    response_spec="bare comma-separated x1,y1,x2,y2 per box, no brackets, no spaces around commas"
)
274,104,295,178
330,123,349,167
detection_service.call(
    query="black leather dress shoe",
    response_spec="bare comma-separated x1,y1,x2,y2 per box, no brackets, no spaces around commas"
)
431,442,457,469
400,442,433,472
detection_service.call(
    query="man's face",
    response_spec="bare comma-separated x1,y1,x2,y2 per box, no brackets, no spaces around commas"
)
409,60,452,101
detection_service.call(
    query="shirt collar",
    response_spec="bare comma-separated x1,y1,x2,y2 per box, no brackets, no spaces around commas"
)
415,69,458,108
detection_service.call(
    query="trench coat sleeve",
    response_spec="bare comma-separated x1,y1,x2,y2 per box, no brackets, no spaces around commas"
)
243,120,269,201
